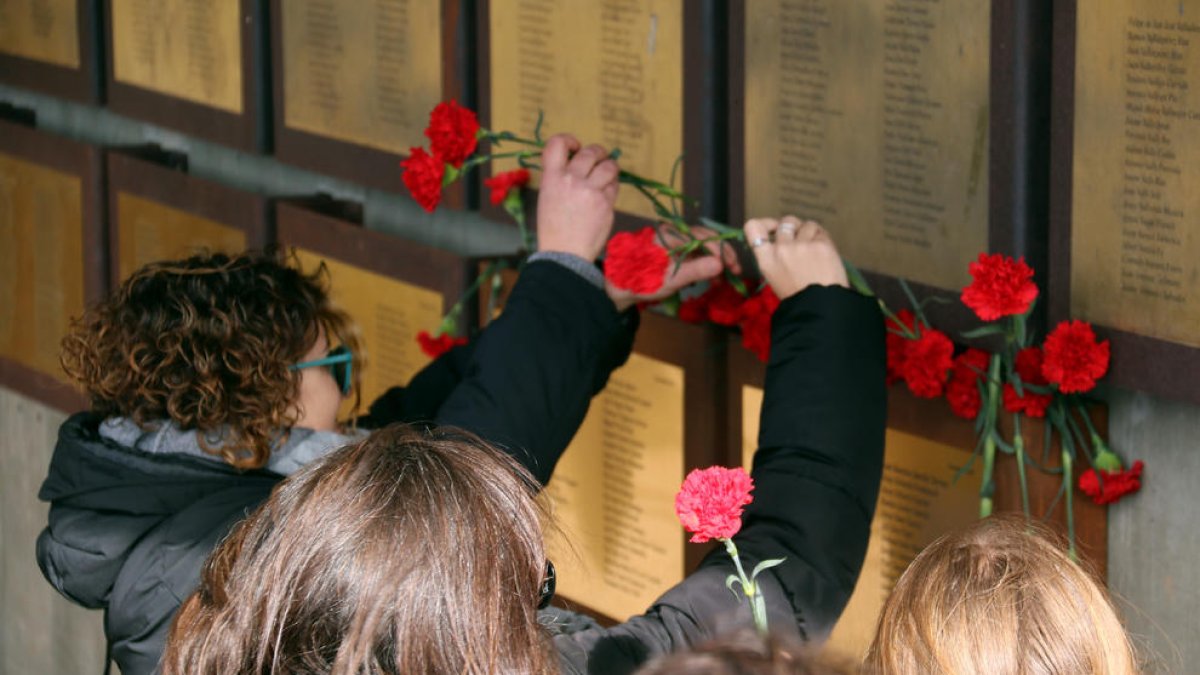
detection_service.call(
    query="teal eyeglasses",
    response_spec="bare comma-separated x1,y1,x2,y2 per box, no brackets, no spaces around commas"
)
290,345,353,395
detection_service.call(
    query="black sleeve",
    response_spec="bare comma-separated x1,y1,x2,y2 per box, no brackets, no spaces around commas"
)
358,342,477,429
435,260,638,484
553,285,886,674
708,284,887,637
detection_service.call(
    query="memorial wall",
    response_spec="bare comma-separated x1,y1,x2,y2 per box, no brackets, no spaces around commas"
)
0,0,1195,664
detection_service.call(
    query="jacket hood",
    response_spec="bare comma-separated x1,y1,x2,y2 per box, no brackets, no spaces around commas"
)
36,413,280,610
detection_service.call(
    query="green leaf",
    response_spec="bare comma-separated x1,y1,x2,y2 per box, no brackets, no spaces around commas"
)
533,110,545,143
843,260,875,298
658,293,681,317
725,270,749,297
750,558,786,580
725,574,743,601
961,325,1007,339
899,279,928,327
993,430,1015,454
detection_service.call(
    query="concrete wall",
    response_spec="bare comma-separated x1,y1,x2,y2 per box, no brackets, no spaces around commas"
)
2,81,1198,672
0,389,107,674
1107,389,1198,672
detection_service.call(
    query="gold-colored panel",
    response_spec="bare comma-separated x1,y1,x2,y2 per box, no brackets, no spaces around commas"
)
292,249,444,416
1071,1,1200,346
0,0,80,67
489,0,683,220
281,0,443,153
110,0,243,113
0,152,84,383
115,193,246,280
740,384,763,472
741,386,979,657
744,1,989,292
544,352,686,620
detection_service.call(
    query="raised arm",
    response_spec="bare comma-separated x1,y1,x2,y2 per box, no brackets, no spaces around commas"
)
554,218,886,673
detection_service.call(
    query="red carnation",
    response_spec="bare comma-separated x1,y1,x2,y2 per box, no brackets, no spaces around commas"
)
401,147,445,213
1002,346,1053,417
678,279,746,326
483,169,531,206
946,348,990,419
885,309,918,385
1041,320,1110,394
416,330,467,359
706,280,747,326
739,286,780,363
961,253,1039,321
678,295,707,323
424,100,479,168
605,227,670,295
1078,460,1144,505
901,326,954,398
675,466,755,543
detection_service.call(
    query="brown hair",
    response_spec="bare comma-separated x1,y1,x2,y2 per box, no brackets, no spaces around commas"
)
864,516,1138,674
60,249,359,469
636,628,854,675
161,424,557,675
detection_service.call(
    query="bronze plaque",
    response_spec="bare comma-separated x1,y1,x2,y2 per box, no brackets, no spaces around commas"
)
280,0,443,154
1070,1,1200,347
0,151,85,384
292,248,444,414
743,1,990,292
544,351,687,621
115,192,247,281
741,384,979,658
110,0,243,113
488,0,684,220
0,0,80,67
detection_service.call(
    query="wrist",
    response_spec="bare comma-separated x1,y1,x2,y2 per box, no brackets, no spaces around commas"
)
537,243,598,262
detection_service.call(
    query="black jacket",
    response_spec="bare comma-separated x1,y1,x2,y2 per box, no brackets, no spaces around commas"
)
36,261,636,675
555,285,886,673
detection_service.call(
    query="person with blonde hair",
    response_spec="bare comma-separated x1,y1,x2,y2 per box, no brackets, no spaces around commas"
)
864,515,1138,674
161,216,888,673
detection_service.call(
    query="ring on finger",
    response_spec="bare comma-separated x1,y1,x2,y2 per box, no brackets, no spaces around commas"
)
750,236,769,248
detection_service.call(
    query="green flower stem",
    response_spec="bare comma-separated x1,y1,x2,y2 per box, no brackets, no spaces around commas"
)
438,260,500,336
481,130,691,200
1063,447,1077,561
723,539,769,635
1013,413,1031,520
979,354,1002,518
668,231,745,256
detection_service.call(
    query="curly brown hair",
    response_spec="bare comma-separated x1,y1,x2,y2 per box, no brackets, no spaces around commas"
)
61,249,361,469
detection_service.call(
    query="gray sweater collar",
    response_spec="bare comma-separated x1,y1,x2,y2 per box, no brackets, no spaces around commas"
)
98,417,369,475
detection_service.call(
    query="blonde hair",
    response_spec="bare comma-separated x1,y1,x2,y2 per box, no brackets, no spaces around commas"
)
864,516,1137,674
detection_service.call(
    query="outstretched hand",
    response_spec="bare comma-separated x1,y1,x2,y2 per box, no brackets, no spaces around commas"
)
536,134,621,262
606,223,741,312
744,216,848,300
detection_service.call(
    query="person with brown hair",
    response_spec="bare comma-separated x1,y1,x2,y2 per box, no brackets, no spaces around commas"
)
864,516,1139,674
634,627,853,675
36,134,731,675
162,216,888,674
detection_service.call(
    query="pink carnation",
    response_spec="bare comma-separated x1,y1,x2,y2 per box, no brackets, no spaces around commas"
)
675,466,755,543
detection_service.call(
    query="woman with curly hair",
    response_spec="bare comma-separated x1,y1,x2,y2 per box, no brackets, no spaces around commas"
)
159,216,886,674
37,134,734,675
